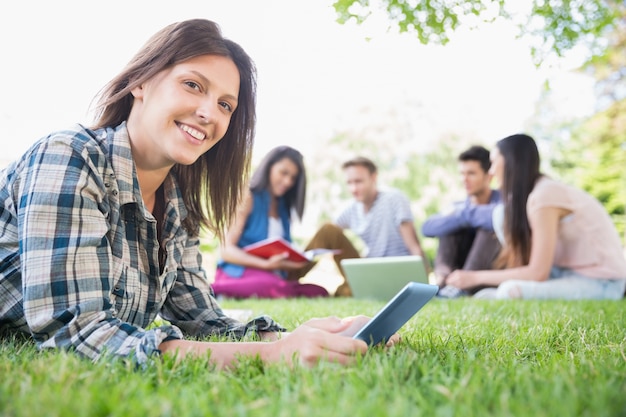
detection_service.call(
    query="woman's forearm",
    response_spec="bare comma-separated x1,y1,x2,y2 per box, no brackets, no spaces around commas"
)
476,265,550,287
220,245,269,269
159,339,274,369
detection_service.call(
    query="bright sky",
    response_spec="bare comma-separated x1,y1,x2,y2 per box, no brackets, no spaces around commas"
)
0,0,596,166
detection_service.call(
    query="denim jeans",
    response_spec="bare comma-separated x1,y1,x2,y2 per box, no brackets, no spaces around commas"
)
475,267,626,300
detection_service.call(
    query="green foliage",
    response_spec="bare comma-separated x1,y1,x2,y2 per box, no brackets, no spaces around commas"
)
2,298,626,416
552,99,626,240
582,5,626,103
528,0,621,59
334,0,505,45
333,0,623,64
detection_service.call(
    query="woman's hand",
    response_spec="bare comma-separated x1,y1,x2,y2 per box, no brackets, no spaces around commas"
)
446,270,480,290
268,317,368,367
338,315,401,347
264,253,309,271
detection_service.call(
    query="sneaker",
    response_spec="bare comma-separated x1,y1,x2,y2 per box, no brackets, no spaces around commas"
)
472,288,498,299
436,285,468,299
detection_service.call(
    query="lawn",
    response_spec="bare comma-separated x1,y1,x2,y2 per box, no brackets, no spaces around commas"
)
1,298,625,417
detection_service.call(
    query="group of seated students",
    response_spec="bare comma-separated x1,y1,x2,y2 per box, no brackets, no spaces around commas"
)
421,135,625,300
211,148,430,298
212,136,626,301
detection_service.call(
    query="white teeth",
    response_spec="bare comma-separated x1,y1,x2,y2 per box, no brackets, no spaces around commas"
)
179,124,206,140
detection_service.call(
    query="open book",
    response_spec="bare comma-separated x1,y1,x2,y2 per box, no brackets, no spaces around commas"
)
243,237,341,263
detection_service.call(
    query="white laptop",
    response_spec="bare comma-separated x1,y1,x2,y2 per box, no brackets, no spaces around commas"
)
340,256,429,301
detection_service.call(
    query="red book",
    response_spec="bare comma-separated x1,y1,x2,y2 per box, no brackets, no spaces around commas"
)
243,237,340,262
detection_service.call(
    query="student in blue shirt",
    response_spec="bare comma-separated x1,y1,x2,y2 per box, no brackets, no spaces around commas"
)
212,146,349,298
0,19,385,369
421,145,502,297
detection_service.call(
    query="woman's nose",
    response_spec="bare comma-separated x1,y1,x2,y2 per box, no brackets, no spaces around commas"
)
196,98,218,123
283,177,295,188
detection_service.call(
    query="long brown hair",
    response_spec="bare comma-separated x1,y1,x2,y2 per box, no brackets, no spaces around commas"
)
92,19,256,238
249,146,307,220
495,134,542,268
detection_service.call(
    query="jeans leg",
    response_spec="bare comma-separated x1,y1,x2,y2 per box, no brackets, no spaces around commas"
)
434,230,475,286
462,230,502,271
494,272,626,300
462,229,502,294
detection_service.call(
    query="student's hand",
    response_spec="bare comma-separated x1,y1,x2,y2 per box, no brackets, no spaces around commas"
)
446,270,479,290
338,315,401,347
279,259,310,271
264,253,309,271
269,317,368,367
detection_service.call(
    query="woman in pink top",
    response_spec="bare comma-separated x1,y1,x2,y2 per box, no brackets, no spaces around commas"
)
447,134,626,299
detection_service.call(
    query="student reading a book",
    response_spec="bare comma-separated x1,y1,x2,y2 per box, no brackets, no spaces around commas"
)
212,146,360,298
446,134,626,299
0,19,378,368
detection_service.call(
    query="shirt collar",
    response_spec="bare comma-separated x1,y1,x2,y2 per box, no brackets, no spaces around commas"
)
104,122,140,206
105,122,187,222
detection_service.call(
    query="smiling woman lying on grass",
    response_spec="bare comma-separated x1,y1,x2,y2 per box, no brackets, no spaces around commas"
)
0,18,397,369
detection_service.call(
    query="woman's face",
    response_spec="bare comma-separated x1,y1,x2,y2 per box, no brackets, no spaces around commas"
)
269,157,299,197
128,54,240,169
488,146,505,187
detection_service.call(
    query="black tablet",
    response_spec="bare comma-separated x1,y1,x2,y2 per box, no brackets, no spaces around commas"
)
353,282,438,346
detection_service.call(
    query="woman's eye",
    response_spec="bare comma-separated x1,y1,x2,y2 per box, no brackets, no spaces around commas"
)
184,81,201,91
219,102,233,113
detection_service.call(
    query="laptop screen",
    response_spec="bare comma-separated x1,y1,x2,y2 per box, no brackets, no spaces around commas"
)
340,256,429,301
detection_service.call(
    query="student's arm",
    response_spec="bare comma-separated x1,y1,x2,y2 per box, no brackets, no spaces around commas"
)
460,204,498,231
421,201,496,237
392,192,431,272
399,221,431,274
446,206,563,288
421,202,466,237
163,257,380,369
160,232,286,334
158,317,369,369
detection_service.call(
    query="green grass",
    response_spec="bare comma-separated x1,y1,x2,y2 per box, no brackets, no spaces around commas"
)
1,298,625,417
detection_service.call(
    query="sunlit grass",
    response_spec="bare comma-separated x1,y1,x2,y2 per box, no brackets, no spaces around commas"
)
1,298,625,417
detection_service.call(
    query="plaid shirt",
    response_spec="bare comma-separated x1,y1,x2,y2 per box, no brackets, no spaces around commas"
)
0,123,284,364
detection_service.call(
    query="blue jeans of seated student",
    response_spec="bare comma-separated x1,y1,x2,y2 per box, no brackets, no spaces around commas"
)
475,266,626,300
